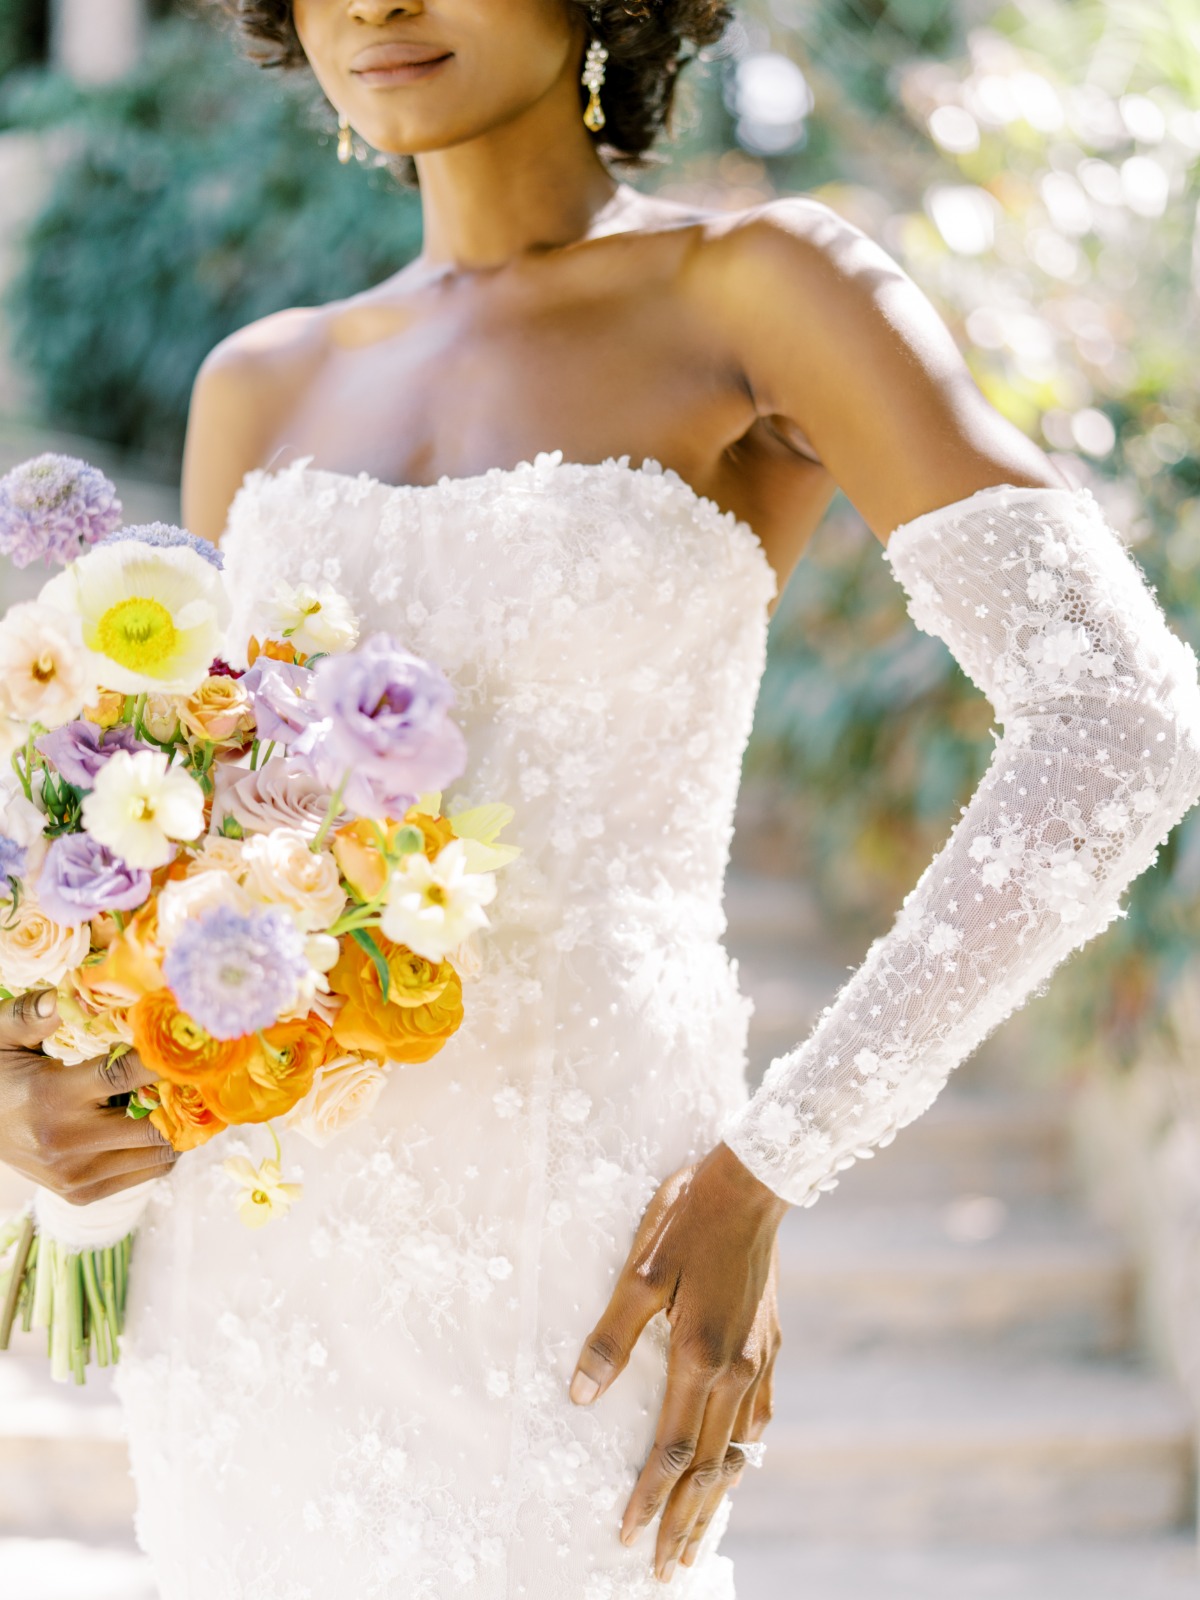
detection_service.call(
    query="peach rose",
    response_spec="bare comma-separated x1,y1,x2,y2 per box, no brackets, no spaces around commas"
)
82,688,125,728
42,985,133,1066
242,827,346,932
329,933,463,1061
155,869,257,952
284,1052,389,1147
179,674,255,746
148,1080,227,1152
0,891,91,990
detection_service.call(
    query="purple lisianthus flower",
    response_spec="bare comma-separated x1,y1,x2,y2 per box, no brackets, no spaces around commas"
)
36,720,150,790
36,834,151,927
163,905,309,1040
0,453,122,568
308,634,467,800
99,521,224,570
243,658,321,747
0,835,27,883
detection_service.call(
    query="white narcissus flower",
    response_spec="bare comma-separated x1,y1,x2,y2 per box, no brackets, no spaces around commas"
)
263,579,360,656
0,600,97,730
81,749,205,869
40,539,229,695
380,837,497,962
222,1156,303,1229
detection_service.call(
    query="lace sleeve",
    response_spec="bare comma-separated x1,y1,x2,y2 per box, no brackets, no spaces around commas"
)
721,483,1200,1207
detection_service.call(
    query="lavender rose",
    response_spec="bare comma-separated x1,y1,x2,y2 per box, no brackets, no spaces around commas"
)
307,634,467,806
36,834,151,927
0,454,122,568
211,755,334,841
242,658,321,747
36,720,149,790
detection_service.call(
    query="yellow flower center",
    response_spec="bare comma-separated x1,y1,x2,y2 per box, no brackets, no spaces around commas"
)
96,596,179,672
129,795,156,822
169,1014,210,1052
251,1189,269,1207
31,652,57,683
425,886,446,907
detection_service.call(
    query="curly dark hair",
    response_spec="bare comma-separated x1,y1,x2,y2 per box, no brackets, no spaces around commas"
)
213,1,731,166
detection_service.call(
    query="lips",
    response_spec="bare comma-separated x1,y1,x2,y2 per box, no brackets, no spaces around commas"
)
350,42,453,75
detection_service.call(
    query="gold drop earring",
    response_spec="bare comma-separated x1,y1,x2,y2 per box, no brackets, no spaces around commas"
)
582,37,608,133
337,112,353,164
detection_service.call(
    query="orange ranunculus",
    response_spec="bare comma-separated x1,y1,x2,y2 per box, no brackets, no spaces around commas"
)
203,1015,326,1124
247,636,308,668
149,1080,227,1152
77,900,166,1008
333,811,455,902
329,933,463,1061
130,990,255,1089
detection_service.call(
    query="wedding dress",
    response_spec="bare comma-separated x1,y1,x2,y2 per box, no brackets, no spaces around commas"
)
112,455,1200,1600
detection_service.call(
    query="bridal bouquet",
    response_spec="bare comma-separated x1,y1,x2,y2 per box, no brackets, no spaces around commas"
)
0,454,518,1382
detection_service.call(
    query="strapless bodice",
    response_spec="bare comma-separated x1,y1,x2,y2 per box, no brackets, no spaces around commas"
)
221,452,778,943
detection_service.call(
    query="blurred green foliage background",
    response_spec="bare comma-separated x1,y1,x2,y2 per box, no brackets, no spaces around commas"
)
0,0,1198,1065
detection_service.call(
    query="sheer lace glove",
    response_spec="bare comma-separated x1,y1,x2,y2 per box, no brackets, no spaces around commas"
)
721,482,1200,1207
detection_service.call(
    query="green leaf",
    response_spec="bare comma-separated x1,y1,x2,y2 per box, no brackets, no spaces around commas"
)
350,927,390,1004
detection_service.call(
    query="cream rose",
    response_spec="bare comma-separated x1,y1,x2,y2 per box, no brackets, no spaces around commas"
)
142,694,182,742
211,756,333,841
186,834,250,881
0,891,91,990
179,674,255,746
0,601,97,730
42,988,133,1066
155,870,258,951
242,827,347,932
285,1053,390,1148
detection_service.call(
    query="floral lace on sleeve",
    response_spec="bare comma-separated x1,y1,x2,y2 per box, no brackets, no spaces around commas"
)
721,483,1200,1207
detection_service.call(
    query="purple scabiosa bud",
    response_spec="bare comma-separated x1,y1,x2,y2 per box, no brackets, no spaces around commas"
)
163,904,310,1040
0,453,122,567
99,521,224,570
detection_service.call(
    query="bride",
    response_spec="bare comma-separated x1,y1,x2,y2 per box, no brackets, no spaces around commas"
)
3,2,1200,1596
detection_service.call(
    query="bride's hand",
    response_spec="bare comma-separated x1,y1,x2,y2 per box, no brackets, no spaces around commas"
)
0,990,177,1203
569,1140,787,1582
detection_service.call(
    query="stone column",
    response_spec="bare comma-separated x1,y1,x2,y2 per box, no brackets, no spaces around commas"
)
51,0,145,86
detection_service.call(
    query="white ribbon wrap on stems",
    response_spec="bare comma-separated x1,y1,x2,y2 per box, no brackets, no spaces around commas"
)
33,1178,160,1252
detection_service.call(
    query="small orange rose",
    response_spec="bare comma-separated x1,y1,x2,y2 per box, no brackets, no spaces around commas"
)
77,900,166,1008
333,811,455,902
149,1080,227,1152
130,990,255,1089
82,688,125,728
179,674,255,746
204,1015,326,1124
329,933,462,1061
247,636,308,668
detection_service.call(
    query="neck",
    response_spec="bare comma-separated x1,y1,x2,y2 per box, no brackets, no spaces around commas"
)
414,86,619,272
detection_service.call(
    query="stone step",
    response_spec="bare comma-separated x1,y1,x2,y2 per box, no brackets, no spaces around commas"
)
0,1352,134,1540
783,1088,1074,1205
734,1353,1196,1542
722,1534,1200,1600
775,1199,1134,1357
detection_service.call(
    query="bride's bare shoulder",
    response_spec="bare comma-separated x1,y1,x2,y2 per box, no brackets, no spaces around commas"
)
182,304,336,544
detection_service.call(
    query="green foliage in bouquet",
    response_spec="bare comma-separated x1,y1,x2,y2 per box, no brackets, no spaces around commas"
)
2,16,422,462
741,0,1200,1061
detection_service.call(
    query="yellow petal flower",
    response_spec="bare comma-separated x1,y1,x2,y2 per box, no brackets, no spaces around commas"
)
222,1155,303,1228
448,802,521,872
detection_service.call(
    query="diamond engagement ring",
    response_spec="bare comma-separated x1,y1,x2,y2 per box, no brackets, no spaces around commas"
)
728,1440,766,1469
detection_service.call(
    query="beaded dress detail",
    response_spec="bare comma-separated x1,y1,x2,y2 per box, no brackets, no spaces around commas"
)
114,454,777,1600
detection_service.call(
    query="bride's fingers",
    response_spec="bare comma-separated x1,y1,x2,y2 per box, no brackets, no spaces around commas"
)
64,1159,178,1206
570,1267,661,1406
619,1338,714,1551
678,1373,764,1570
654,1375,747,1580
75,1106,176,1154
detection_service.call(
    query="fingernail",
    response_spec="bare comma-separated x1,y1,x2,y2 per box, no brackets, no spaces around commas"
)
659,1557,677,1583
35,990,56,1018
569,1371,600,1405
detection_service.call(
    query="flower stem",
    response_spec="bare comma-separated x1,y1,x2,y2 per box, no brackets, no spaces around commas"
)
310,770,350,853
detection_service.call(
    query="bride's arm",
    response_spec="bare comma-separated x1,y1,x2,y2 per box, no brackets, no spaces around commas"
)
571,200,1200,1582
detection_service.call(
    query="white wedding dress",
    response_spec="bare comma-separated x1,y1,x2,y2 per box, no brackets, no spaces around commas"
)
113,454,1200,1600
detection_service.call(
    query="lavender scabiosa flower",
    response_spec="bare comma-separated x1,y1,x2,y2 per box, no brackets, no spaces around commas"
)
36,719,149,790
0,454,122,567
100,521,224,570
163,904,309,1040
0,836,27,883
36,834,151,927
309,634,467,800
